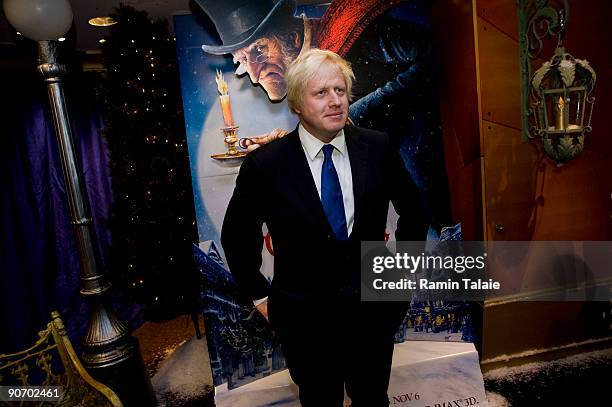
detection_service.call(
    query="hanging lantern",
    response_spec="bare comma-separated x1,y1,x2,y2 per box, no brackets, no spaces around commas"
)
530,47,596,165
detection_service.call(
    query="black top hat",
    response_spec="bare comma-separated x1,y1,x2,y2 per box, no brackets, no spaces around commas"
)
195,0,298,55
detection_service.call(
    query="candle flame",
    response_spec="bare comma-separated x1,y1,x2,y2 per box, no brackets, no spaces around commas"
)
558,96,564,108
216,69,229,96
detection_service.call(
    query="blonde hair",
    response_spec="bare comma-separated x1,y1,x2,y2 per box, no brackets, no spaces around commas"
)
285,48,354,113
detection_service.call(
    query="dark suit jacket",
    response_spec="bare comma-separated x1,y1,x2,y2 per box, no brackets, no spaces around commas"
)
221,125,426,304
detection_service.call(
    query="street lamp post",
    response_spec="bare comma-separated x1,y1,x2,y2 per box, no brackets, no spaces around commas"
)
3,1,156,405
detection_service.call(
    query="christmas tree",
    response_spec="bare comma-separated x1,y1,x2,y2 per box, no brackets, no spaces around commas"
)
98,5,198,319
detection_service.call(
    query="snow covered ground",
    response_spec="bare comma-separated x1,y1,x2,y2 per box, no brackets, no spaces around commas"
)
485,391,510,407
484,347,612,406
152,336,214,406
151,332,611,407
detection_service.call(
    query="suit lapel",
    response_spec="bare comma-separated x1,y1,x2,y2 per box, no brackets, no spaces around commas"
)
345,125,369,234
283,129,332,234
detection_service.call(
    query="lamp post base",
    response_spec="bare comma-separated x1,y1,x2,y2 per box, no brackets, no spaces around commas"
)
80,301,157,406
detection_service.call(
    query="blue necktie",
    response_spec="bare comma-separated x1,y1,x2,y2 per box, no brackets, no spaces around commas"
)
321,144,348,240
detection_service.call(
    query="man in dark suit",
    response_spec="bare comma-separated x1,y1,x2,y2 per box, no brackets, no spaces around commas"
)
221,49,426,407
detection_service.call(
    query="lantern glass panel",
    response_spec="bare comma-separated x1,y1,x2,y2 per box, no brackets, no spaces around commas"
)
566,86,586,131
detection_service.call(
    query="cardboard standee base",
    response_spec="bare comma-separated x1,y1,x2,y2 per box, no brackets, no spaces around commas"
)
214,341,487,406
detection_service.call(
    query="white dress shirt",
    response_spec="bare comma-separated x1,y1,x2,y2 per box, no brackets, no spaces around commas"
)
298,123,354,235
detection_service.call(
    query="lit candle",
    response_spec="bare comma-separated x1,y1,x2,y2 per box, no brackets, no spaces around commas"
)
555,95,565,130
215,69,234,127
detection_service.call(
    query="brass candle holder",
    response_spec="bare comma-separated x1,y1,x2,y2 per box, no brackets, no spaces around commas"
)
211,125,246,160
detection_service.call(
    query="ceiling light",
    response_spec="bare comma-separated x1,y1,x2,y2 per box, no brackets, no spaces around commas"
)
99,38,107,44
88,16,117,27
58,37,66,42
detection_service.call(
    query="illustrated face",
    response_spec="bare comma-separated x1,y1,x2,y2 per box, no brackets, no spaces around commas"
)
232,36,292,101
294,62,349,142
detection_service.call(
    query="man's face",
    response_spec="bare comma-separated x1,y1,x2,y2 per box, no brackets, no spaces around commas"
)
295,62,349,143
233,36,292,101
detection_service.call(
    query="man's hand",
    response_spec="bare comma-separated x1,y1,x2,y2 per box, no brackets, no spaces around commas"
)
240,128,289,152
255,299,269,321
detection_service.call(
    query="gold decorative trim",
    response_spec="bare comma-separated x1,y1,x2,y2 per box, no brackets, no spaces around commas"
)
0,311,123,406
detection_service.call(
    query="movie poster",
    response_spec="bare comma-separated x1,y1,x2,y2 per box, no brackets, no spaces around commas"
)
175,0,480,392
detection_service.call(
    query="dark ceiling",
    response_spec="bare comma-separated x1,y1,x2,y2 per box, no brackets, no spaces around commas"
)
0,1,325,52
1,1,193,51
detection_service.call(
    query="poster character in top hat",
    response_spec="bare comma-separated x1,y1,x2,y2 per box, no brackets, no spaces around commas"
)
197,0,307,102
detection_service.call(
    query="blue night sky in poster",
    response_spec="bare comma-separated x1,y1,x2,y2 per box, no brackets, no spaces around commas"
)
174,14,297,246
174,13,226,244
